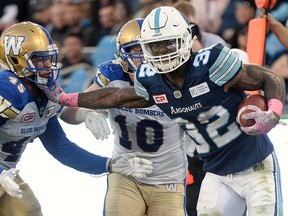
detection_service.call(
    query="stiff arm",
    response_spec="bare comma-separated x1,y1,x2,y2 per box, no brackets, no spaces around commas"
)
77,86,152,109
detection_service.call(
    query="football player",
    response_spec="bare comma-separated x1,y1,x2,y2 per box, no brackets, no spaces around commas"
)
0,21,153,216
40,6,285,216
60,18,190,216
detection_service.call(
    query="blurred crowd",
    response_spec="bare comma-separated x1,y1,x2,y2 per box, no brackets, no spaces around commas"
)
1,0,288,102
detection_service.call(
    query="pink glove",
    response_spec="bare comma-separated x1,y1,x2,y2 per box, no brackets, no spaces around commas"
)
37,81,79,107
241,99,283,135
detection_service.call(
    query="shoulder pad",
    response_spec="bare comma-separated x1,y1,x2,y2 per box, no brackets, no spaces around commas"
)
0,72,26,118
95,68,110,87
0,95,20,118
95,60,127,87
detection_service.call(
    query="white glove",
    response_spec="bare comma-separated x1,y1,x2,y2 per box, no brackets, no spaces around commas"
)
0,168,22,199
241,109,279,135
85,112,110,140
109,153,153,179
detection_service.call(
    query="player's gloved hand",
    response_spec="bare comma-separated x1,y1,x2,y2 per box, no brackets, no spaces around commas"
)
108,153,153,179
85,112,110,140
240,109,279,135
0,168,22,199
37,80,64,104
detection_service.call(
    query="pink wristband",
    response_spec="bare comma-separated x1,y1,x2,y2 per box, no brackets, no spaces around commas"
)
59,93,79,107
268,99,283,117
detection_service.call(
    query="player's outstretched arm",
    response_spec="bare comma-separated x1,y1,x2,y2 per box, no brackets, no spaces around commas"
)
40,116,153,178
78,86,151,109
38,81,151,109
108,153,153,179
60,107,110,141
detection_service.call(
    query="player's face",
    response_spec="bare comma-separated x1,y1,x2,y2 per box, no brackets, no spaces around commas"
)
128,45,143,68
149,39,177,56
31,55,52,78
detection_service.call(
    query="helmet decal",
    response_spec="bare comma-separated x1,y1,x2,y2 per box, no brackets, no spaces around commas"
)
4,36,25,56
154,8,161,34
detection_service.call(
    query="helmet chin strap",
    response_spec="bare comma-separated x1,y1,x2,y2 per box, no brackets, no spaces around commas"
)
190,35,198,50
0,61,10,70
4,55,15,73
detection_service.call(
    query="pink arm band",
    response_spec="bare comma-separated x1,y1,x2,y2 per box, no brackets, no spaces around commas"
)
268,99,283,117
59,93,79,107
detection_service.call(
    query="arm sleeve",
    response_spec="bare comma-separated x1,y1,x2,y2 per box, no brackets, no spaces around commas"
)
39,116,109,175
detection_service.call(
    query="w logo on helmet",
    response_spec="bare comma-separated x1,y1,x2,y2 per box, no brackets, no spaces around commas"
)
4,35,25,56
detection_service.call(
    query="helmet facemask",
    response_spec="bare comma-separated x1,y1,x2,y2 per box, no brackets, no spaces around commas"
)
116,18,144,74
138,6,196,74
140,29,194,74
118,41,144,73
0,21,60,87
23,44,60,86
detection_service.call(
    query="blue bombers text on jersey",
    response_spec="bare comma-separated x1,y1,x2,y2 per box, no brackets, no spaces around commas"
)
95,59,188,184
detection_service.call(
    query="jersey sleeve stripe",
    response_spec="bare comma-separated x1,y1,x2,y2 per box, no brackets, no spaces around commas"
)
209,48,241,86
209,48,233,78
214,55,240,86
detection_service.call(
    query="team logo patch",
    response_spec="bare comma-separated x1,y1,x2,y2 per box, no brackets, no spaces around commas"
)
46,106,56,118
173,90,182,99
21,113,36,123
189,82,210,98
253,162,265,172
152,94,168,104
165,183,178,192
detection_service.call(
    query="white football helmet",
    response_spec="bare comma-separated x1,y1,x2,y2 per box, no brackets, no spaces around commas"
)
138,6,195,74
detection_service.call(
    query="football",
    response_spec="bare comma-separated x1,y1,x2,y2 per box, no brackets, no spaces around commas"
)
237,94,268,127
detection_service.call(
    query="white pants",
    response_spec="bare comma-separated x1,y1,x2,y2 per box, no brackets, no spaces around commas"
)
197,152,283,216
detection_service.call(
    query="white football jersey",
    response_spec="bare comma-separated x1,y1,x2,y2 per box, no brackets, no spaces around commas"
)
95,60,188,184
0,71,61,170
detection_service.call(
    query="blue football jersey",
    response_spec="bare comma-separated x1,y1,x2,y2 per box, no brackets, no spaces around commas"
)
134,44,274,175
